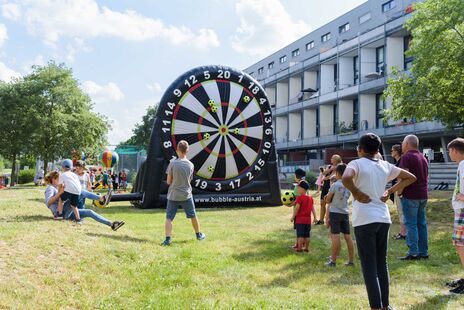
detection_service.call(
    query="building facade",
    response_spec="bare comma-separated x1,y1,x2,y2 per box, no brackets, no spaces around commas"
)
244,0,456,169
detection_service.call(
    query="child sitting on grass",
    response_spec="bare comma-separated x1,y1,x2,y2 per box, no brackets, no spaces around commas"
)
291,180,316,253
59,159,82,222
324,164,355,267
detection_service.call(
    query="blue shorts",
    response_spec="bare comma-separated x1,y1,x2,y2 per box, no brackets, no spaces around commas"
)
166,198,197,220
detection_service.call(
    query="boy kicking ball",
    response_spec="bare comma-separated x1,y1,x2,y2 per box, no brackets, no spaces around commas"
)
324,164,355,267
161,140,205,246
291,180,316,252
446,138,464,294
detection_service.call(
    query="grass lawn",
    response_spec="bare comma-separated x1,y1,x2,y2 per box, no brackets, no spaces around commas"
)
1,186,464,309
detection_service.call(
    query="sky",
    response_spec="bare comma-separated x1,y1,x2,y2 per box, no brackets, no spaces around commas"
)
0,0,367,145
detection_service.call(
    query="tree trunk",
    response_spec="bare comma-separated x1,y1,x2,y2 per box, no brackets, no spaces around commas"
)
10,152,16,186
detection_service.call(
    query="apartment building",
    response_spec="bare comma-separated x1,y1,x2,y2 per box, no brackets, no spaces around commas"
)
244,0,458,167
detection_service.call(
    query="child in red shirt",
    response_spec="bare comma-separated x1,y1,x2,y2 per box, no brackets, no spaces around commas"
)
291,180,316,252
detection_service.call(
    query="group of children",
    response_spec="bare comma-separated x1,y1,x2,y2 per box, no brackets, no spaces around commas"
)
289,163,354,267
91,169,128,191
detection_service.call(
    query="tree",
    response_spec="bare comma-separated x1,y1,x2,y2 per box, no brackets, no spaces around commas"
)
385,0,464,127
118,104,158,151
0,80,37,183
24,62,109,171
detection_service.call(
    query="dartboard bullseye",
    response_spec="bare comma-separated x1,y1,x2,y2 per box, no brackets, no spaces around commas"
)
159,66,274,192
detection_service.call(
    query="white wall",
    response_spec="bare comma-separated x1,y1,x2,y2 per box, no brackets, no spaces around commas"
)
320,104,334,136
338,100,353,126
360,48,376,80
339,57,354,89
289,112,301,140
276,116,288,141
276,81,288,108
386,37,404,74
359,94,376,130
265,87,276,106
303,109,317,138
289,76,301,103
320,64,335,94
303,70,318,90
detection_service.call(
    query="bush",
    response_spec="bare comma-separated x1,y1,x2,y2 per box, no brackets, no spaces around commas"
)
18,169,35,184
305,170,318,190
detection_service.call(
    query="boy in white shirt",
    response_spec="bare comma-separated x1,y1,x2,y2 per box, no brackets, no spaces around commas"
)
59,159,82,222
342,133,416,310
446,138,464,294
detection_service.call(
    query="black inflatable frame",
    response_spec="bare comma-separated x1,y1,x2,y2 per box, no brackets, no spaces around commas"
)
112,65,281,208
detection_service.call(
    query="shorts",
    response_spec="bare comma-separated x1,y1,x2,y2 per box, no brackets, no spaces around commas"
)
452,209,464,246
321,180,330,199
394,193,404,225
61,191,80,207
329,212,350,235
166,197,197,221
295,223,311,238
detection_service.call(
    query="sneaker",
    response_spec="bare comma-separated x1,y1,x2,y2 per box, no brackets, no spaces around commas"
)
104,189,113,206
344,262,354,267
325,261,336,267
111,221,125,231
394,233,406,240
446,278,464,288
291,244,298,249
419,254,429,260
74,219,83,225
399,254,419,261
196,232,206,241
161,239,171,246
450,284,464,294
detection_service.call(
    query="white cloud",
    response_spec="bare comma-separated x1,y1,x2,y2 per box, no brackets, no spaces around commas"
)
1,2,21,20
0,61,21,82
0,24,8,47
231,0,311,57
146,82,162,93
15,0,220,50
82,80,125,104
21,54,45,73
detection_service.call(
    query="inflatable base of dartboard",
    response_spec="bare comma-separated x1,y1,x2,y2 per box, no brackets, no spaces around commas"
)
112,65,281,208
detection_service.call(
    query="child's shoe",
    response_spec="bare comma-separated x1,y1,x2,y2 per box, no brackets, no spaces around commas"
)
196,232,206,240
450,283,464,294
111,221,125,231
446,278,464,288
161,238,171,246
291,244,298,249
344,262,354,267
325,261,336,267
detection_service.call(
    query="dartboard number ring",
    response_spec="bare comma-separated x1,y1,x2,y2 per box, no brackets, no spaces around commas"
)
159,66,274,192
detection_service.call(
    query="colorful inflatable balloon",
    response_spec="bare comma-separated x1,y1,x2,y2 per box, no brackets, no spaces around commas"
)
101,150,119,168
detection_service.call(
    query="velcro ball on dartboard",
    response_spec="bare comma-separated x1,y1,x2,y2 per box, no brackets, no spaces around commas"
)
281,191,295,206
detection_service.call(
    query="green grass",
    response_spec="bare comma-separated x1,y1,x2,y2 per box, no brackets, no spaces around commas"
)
0,186,464,309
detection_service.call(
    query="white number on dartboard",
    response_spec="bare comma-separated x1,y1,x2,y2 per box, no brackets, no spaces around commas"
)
229,179,241,189
184,75,198,87
246,172,254,181
217,70,230,79
215,183,221,191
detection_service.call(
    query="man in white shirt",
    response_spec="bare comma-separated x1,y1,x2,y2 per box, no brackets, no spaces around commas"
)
342,133,416,310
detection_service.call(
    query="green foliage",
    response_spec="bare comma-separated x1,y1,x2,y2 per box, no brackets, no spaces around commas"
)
385,0,464,127
305,170,318,189
18,169,35,184
119,104,158,151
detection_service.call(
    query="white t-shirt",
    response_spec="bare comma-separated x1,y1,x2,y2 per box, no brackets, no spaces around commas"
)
59,170,82,195
76,172,90,190
452,160,464,210
347,157,401,227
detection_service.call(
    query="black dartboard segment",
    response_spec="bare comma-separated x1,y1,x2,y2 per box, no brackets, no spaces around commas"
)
159,66,274,192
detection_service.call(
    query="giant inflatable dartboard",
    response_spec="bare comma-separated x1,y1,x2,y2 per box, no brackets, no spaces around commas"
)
126,65,281,208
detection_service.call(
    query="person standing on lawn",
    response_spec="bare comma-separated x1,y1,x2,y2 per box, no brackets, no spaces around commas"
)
161,140,205,246
291,180,316,253
399,135,429,260
342,133,416,310
390,144,407,240
445,138,464,294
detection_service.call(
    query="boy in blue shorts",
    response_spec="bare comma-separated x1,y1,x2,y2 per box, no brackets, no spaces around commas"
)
162,140,205,246
324,164,355,266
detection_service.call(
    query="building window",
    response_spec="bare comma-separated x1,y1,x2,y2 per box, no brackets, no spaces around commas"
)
279,55,287,64
376,94,386,128
306,41,315,51
339,23,350,34
333,104,339,134
404,35,413,70
291,49,300,57
258,67,264,75
359,12,371,24
316,108,320,137
321,32,331,43
353,99,359,131
268,61,274,69
382,0,396,13
353,56,359,85
376,46,385,75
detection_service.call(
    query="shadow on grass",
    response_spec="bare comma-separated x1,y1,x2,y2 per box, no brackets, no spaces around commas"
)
3,214,52,222
28,198,46,204
409,293,457,310
86,232,151,243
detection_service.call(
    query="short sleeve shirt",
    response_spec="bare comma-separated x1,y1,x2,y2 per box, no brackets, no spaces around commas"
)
347,157,401,227
166,158,194,201
44,185,58,214
452,160,464,210
295,195,314,224
399,150,428,199
328,180,350,214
